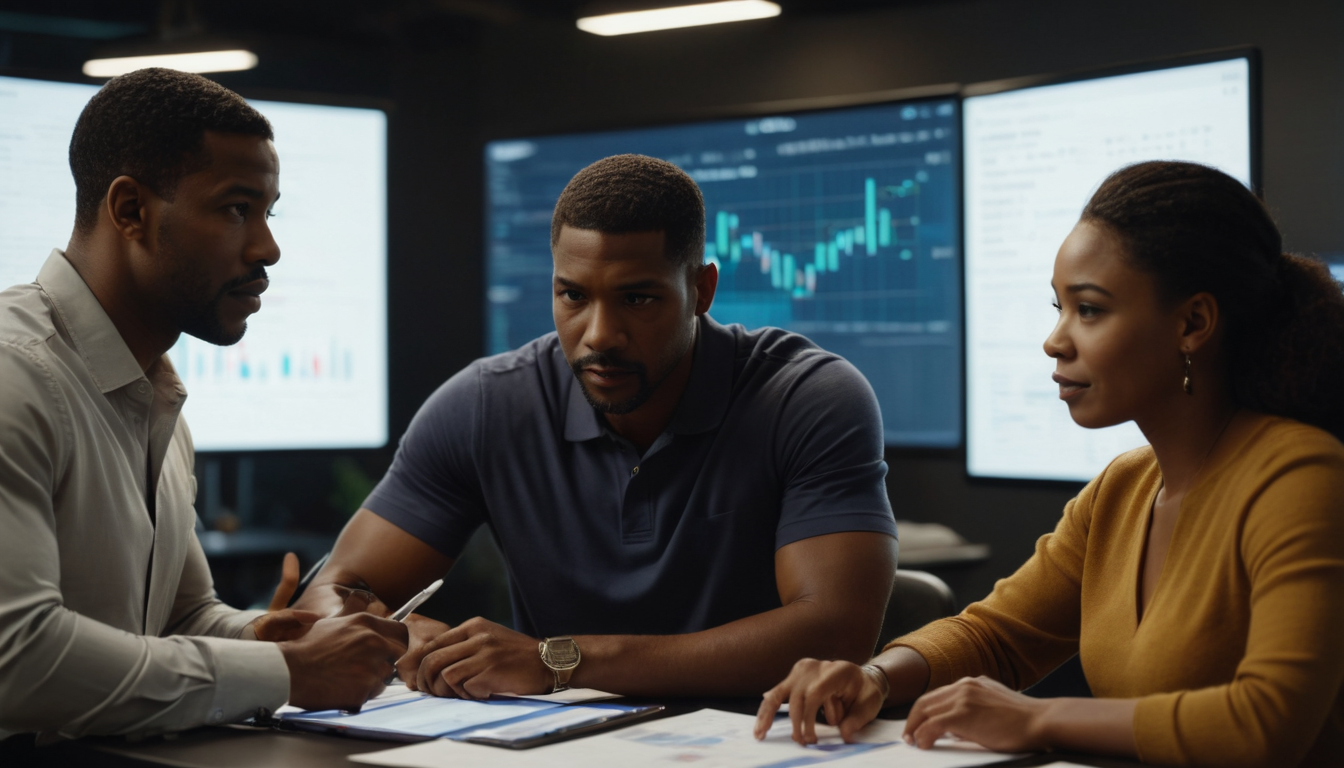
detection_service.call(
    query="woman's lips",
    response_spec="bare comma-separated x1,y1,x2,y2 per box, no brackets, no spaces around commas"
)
1052,372,1089,400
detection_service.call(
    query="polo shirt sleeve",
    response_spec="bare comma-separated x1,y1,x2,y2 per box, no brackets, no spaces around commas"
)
363,363,487,558
773,355,896,550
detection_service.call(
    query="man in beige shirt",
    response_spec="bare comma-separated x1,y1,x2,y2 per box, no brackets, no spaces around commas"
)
0,68,406,747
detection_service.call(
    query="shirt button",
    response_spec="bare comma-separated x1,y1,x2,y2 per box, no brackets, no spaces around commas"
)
137,382,149,395
631,466,640,476
208,708,225,724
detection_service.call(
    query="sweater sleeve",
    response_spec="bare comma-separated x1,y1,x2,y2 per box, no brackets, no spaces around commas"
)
1132,446,1344,768
884,478,1095,691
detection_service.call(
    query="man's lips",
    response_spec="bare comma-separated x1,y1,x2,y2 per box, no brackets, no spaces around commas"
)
226,278,268,312
584,366,637,386
1052,372,1089,399
228,278,269,297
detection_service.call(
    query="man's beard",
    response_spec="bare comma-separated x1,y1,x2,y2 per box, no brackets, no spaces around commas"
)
569,352,653,415
157,219,264,346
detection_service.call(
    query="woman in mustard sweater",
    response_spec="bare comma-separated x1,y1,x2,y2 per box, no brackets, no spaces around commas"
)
755,162,1344,767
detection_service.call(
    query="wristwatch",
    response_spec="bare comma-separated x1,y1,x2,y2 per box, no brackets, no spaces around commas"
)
538,636,581,693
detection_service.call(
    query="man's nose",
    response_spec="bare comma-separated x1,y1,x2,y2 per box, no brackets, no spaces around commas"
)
583,302,627,352
249,218,281,266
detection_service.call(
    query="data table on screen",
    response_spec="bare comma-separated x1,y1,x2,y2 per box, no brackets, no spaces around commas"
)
486,100,962,447
963,56,1254,482
0,76,388,452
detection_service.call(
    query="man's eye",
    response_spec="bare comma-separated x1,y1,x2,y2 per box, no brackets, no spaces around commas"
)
559,289,584,301
626,294,655,306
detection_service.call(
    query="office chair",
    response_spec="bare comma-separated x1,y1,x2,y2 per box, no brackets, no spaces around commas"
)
876,569,957,653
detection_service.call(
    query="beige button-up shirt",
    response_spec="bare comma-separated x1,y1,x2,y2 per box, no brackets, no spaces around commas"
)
0,250,289,742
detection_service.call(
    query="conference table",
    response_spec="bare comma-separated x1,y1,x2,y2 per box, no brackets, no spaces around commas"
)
35,698,1155,768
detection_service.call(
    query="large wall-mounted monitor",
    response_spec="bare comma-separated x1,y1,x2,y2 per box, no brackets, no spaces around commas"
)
962,51,1258,483
0,73,387,451
485,96,963,447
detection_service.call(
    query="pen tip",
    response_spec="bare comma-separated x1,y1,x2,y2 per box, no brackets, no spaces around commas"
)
429,579,444,590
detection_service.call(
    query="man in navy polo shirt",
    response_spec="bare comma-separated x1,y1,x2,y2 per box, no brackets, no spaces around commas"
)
301,154,898,698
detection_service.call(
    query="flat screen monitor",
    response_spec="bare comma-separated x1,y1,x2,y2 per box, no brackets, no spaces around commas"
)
485,96,962,447
1323,253,1344,285
0,73,387,451
962,52,1256,483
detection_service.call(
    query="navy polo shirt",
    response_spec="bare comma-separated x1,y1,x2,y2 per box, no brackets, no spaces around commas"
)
365,315,895,638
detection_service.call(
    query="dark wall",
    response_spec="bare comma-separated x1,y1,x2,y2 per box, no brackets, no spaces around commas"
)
384,0,1343,603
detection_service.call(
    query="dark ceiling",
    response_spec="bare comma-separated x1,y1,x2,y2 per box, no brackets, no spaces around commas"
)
0,1,946,46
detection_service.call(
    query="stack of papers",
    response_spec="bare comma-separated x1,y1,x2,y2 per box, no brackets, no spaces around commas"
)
348,708,1023,768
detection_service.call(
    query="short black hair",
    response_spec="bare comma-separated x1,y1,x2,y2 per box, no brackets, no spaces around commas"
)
69,67,273,233
551,154,705,267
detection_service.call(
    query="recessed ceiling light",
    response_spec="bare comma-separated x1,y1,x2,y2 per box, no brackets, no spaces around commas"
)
83,49,258,78
577,1,781,36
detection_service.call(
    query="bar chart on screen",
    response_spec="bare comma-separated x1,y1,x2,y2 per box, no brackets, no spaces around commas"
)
0,77,389,452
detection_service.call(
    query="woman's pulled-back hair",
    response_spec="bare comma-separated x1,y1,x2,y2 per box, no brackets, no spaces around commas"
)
1082,161,1344,439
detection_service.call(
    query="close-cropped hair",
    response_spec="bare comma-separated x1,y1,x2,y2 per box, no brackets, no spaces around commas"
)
68,67,273,233
551,154,706,268
1083,160,1344,439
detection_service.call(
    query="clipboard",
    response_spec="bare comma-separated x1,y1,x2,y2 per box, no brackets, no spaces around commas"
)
451,703,664,749
273,693,662,748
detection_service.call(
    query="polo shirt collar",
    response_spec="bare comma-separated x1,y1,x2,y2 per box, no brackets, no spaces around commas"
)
562,314,734,443
37,249,146,395
666,314,733,435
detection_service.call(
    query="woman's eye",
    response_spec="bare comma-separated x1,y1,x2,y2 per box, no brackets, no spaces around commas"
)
1078,303,1102,318
1051,301,1062,312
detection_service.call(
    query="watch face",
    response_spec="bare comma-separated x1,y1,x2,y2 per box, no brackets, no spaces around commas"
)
543,638,580,669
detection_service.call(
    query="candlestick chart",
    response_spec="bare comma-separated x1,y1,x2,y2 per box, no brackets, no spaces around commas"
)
485,98,961,447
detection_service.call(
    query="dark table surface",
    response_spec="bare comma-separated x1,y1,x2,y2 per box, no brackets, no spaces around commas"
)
9,698,1155,768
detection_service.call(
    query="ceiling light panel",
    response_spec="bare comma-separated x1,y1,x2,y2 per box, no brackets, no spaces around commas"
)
577,1,781,36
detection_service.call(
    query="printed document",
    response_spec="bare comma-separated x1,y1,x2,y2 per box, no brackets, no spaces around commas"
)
350,708,1021,768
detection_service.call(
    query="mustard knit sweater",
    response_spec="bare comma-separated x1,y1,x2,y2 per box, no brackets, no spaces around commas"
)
888,412,1344,767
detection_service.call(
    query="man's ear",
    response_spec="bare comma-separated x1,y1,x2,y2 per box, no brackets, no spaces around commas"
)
1178,291,1220,355
105,175,152,242
693,261,718,316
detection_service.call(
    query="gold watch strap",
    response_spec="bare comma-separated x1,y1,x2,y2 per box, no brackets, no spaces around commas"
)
553,666,573,692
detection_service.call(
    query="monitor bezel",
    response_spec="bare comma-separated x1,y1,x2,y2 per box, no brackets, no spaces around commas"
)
0,65,393,455
481,83,967,453
959,46,1262,489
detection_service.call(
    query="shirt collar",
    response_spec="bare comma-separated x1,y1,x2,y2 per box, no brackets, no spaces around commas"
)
37,249,149,395
562,314,734,443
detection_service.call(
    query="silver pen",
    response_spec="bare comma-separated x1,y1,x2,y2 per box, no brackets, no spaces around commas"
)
389,578,444,622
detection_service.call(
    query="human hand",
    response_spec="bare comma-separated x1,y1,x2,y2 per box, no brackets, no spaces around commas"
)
278,612,410,712
242,552,313,641
407,616,550,699
266,552,301,611
754,659,887,745
249,608,325,642
903,676,1050,752
289,580,391,619
393,613,452,687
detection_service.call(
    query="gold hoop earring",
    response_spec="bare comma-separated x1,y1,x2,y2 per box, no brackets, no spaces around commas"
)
1183,354,1193,395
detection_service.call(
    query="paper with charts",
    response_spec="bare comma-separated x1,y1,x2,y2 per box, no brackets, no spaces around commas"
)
349,708,1020,768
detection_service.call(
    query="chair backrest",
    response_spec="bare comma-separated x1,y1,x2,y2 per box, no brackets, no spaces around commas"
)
877,569,957,653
